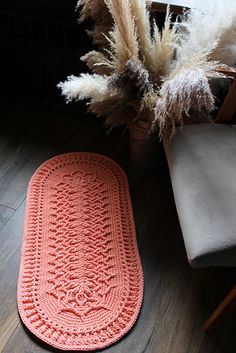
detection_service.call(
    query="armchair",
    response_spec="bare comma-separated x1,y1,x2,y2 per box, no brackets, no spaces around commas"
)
163,67,236,330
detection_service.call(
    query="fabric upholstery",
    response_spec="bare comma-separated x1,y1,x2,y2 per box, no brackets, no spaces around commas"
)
164,124,236,268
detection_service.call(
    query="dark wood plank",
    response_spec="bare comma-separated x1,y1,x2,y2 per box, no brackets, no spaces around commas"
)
0,102,120,209
2,322,55,353
0,102,47,209
187,269,236,353
0,205,15,231
0,202,25,352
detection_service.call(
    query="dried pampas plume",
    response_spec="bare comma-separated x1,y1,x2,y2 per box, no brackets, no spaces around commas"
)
77,0,110,23
154,68,216,138
210,12,236,66
104,0,139,71
129,2,177,81
152,8,178,79
176,2,236,67
90,97,137,128
80,51,112,75
108,59,152,99
129,0,153,65
57,74,115,103
77,0,112,48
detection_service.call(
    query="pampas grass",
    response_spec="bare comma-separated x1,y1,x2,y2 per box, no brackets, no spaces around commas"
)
151,9,177,80
152,1,236,136
153,52,225,136
104,0,139,71
57,74,114,103
77,0,110,23
80,51,112,75
129,1,153,67
176,2,236,67
129,2,177,81
77,0,112,48
90,97,137,128
108,60,152,98
59,0,177,131
154,68,216,138
210,10,236,66
58,0,236,138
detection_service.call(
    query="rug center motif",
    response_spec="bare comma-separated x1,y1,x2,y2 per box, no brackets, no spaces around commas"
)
46,169,118,320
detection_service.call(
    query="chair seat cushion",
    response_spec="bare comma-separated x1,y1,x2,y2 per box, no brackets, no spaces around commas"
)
164,124,236,268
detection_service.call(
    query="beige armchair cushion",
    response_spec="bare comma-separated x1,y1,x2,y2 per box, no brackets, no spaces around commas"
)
164,123,236,267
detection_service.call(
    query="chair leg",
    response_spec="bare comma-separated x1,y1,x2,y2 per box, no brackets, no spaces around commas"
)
204,286,236,332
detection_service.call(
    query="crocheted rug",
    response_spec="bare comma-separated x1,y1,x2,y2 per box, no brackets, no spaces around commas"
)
17,153,143,351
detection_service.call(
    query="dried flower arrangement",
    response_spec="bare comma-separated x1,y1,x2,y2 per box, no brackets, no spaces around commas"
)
58,0,236,138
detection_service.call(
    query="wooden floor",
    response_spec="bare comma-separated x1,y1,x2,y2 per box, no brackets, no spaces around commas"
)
0,100,235,353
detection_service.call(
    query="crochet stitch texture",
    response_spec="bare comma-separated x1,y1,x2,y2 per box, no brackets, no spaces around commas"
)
17,152,143,350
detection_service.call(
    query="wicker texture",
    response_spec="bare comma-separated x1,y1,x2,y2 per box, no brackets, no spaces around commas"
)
17,153,143,350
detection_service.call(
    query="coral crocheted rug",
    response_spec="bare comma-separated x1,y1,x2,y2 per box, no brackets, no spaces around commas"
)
17,153,143,351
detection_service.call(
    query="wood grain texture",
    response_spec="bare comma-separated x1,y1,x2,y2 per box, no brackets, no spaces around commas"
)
0,202,25,352
0,102,117,209
0,205,15,231
0,101,236,353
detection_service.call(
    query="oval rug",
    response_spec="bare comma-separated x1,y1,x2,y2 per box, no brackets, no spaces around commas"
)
17,153,143,351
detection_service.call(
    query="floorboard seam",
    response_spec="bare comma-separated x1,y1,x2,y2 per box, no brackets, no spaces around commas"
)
185,299,203,353
0,211,16,234
140,322,158,353
1,322,20,353
140,283,179,353
0,198,26,234
0,203,16,211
